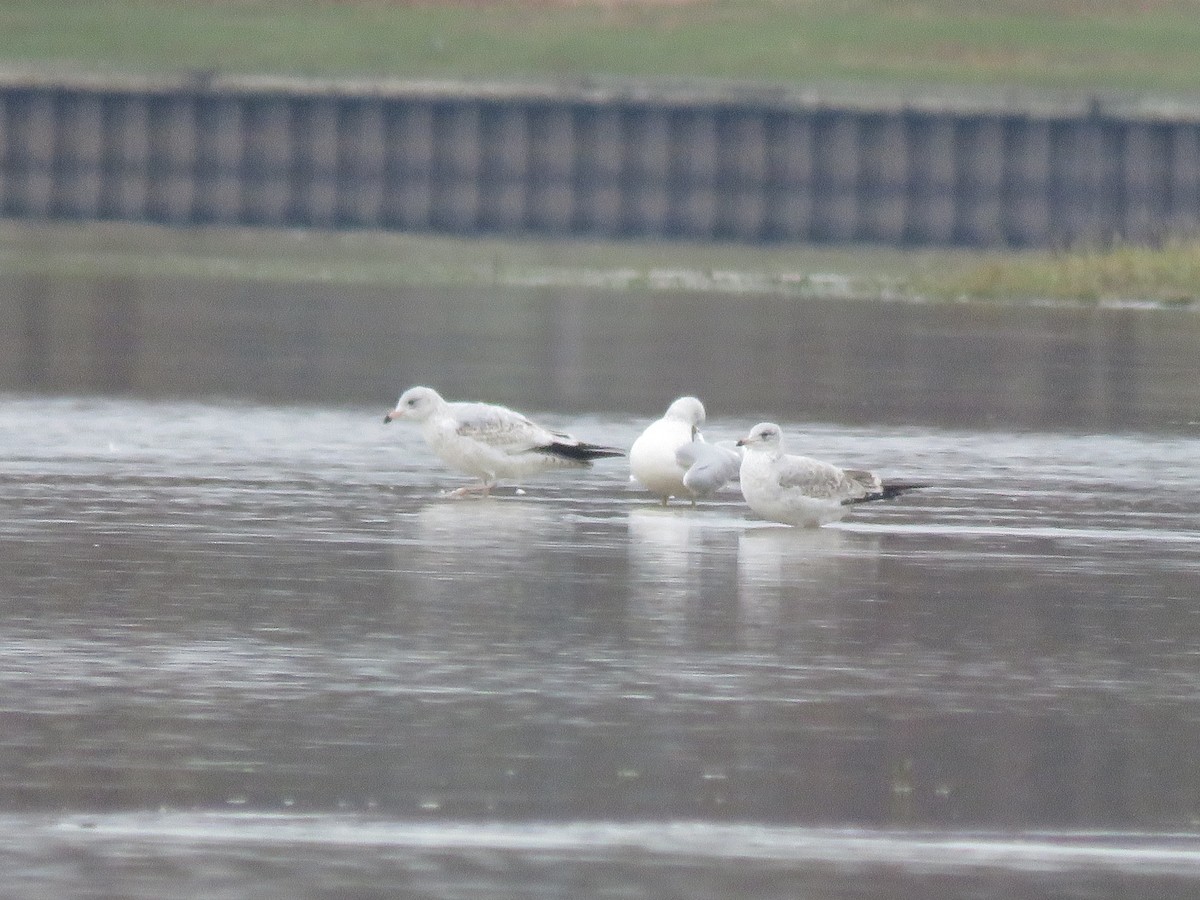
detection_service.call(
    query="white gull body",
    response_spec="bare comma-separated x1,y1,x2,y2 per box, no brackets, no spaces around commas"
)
385,386,624,494
629,396,736,503
737,422,923,527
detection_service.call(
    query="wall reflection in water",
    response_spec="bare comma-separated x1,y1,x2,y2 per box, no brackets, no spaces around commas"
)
4,272,1199,431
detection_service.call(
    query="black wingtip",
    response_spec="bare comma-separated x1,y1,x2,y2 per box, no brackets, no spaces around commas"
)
881,481,929,498
843,482,929,506
541,441,626,462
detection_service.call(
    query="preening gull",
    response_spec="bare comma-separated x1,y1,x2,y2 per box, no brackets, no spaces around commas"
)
384,386,624,495
629,396,738,504
737,422,925,527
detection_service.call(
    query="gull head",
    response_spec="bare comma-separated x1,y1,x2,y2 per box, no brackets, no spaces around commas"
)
384,386,444,424
664,396,706,431
737,422,784,451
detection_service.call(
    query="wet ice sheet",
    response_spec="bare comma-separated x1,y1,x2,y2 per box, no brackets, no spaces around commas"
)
1,813,1199,900
1,393,1199,897
35,813,1200,873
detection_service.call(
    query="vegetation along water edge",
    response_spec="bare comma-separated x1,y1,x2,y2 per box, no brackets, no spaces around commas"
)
2,221,1197,309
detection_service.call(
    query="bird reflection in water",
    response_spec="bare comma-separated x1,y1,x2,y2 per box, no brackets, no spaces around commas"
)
736,526,882,647
626,508,742,647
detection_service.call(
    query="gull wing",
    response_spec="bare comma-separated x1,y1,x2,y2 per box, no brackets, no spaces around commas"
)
677,440,743,495
449,402,558,456
775,454,871,501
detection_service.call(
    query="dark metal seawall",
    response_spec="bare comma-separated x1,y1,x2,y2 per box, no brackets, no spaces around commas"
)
3,73,1198,247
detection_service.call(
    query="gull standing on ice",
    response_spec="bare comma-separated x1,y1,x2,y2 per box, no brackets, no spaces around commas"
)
737,422,924,527
629,396,739,504
384,386,624,495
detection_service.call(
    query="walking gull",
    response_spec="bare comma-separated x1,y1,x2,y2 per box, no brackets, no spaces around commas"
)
384,386,624,495
629,396,739,503
737,422,925,527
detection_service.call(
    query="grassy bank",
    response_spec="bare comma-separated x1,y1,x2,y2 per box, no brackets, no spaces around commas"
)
4,1,1200,95
918,240,1200,307
3,220,1196,309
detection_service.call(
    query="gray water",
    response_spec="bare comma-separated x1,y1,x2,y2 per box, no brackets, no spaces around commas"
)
1,272,1199,898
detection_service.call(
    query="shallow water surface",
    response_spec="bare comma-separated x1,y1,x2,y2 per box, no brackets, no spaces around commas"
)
1,275,1199,898
1,393,1198,898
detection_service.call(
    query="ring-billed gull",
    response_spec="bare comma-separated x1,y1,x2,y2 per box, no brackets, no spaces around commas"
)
385,386,624,495
629,397,739,504
737,422,925,527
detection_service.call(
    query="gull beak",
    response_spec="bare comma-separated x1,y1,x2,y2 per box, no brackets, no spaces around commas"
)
383,409,400,424
735,436,751,447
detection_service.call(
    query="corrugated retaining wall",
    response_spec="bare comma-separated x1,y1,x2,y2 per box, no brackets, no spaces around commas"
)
2,73,1200,247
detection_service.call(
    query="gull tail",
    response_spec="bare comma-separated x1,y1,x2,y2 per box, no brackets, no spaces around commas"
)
540,440,626,463
845,480,929,505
